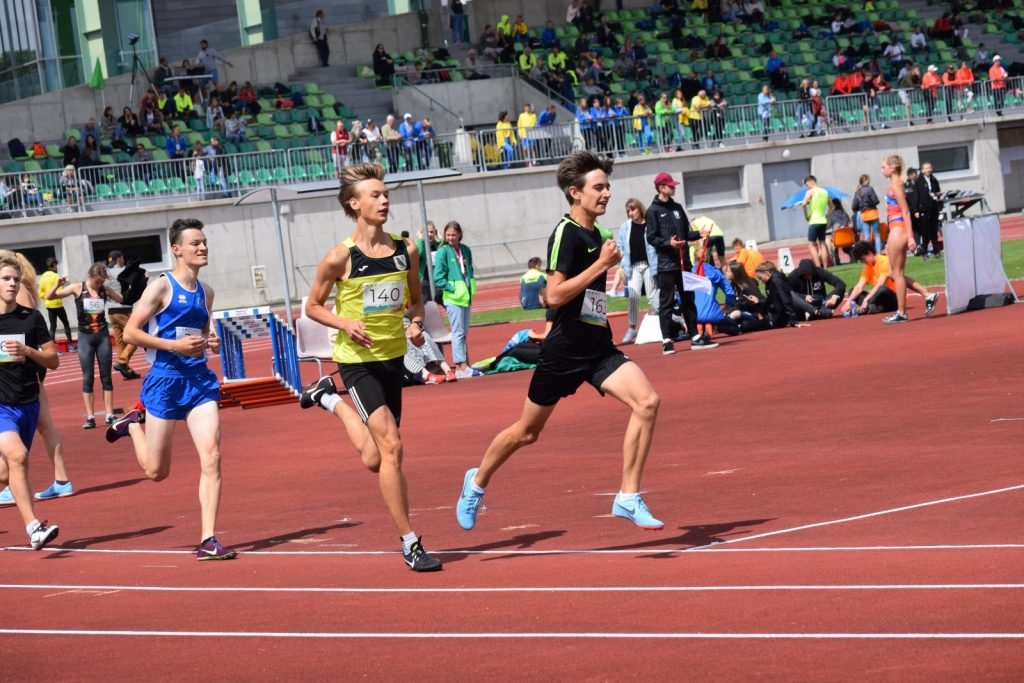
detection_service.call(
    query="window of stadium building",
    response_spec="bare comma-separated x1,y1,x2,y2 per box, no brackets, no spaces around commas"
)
91,233,165,267
918,144,971,175
683,168,743,208
9,245,59,275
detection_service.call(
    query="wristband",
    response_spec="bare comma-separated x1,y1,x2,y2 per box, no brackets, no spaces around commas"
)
410,319,423,329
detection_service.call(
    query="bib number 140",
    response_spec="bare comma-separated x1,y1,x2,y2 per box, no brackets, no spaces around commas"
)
363,282,403,315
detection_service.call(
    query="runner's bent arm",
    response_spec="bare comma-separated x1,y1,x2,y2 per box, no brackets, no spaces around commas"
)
305,244,373,348
545,239,621,308
123,276,203,356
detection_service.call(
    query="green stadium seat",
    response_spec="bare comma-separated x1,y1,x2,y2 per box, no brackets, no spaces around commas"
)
273,125,292,139
304,94,322,108
94,183,113,200
148,178,169,194
167,177,186,193
272,167,289,183
131,180,152,195
24,160,42,172
256,168,274,184
113,181,133,198
306,163,327,179
303,82,323,94
256,140,273,153
290,165,308,181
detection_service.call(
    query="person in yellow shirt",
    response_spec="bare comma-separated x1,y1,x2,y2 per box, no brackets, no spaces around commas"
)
689,89,711,147
496,110,517,168
511,15,529,42
37,257,74,351
517,102,538,166
671,88,690,148
632,93,653,151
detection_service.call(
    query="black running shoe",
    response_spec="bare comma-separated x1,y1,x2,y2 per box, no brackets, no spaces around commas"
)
403,537,443,572
106,409,144,443
924,293,939,317
299,375,337,410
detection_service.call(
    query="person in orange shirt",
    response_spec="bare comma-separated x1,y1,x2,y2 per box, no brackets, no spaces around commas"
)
955,61,975,114
831,71,853,96
839,240,937,317
941,64,959,121
838,241,936,317
731,238,765,278
989,55,1007,116
921,64,942,123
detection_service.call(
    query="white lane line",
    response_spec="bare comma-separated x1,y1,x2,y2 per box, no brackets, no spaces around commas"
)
702,484,1024,549
3,583,1023,594
3,544,1023,556
0,629,1021,639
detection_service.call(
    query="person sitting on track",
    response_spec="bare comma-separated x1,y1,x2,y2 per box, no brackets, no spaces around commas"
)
837,241,938,318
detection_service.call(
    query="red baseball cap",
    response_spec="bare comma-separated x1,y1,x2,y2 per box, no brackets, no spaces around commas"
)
653,172,679,187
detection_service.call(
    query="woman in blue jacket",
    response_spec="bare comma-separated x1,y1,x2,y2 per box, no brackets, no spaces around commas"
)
433,220,480,378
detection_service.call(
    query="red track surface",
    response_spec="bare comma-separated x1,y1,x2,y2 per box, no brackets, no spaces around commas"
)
2,220,1023,680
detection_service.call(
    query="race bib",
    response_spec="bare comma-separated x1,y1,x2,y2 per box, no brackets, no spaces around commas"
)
82,298,104,314
580,289,608,326
175,326,202,339
362,281,404,315
0,334,25,363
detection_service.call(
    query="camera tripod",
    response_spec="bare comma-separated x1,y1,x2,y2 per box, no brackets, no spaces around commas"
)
126,41,156,110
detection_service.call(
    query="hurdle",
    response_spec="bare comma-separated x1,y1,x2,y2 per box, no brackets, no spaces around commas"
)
213,306,302,409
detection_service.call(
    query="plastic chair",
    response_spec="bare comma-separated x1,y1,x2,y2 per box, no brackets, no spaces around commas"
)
422,301,451,347
295,315,334,377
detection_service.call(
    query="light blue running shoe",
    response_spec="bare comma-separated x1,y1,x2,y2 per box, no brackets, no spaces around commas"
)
611,495,664,530
0,486,14,506
456,467,484,530
35,481,74,500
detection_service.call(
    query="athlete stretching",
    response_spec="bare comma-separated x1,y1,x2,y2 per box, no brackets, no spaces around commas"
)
456,150,665,532
299,162,442,572
106,218,237,560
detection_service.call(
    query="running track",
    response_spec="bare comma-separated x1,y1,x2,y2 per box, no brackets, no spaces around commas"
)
1,220,1022,679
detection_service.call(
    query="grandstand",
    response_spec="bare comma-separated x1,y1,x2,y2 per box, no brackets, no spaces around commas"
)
0,0,1021,311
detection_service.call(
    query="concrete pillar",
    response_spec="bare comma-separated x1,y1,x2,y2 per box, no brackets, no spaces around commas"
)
237,0,279,47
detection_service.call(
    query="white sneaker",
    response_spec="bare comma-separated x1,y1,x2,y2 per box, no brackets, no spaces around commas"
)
454,367,483,379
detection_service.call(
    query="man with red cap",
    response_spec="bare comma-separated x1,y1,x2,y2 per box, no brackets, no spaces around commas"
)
646,171,717,354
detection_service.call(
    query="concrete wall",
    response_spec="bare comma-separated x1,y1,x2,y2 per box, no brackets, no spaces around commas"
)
1,120,1001,327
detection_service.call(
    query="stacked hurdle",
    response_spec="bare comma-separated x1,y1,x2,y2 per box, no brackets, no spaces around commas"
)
213,307,302,409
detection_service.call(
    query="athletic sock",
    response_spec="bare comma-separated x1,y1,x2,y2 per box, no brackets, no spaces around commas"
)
616,492,638,506
320,393,342,413
470,479,485,495
26,519,40,536
56,480,69,486
401,531,419,554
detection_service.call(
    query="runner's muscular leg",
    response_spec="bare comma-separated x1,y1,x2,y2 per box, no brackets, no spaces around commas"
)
364,404,411,535
599,361,660,494
474,398,557,489
186,400,222,542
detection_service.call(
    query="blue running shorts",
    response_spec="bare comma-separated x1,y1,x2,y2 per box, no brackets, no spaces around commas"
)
0,401,41,449
140,369,221,420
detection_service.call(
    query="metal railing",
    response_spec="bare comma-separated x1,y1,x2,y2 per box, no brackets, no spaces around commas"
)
3,77,1023,219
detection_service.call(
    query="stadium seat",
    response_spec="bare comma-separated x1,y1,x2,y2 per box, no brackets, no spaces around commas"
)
166,177,186,193
272,167,289,183
148,178,169,194
237,170,257,186
94,183,113,200
303,82,323,94
290,165,308,181
256,168,274,184
113,181,133,198
306,163,326,179
131,180,152,195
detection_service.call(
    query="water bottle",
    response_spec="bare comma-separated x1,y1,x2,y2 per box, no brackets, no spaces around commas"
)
850,302,859,318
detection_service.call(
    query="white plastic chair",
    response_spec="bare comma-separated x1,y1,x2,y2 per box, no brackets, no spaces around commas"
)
295,315,334,377
422,301,451,347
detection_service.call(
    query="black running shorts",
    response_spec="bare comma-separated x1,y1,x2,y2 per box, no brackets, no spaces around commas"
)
526,345,630,407
339,357,404,425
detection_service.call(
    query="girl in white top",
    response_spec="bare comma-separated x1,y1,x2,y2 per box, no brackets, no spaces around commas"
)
192,151,206,198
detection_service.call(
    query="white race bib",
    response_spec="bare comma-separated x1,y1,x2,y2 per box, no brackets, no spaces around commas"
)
175,326,202,339
362,281,404,315
0,334,25,363
580,289,608,326
82,298,104,314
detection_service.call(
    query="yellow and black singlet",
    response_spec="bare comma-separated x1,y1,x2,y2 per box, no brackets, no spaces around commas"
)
333,234,411,364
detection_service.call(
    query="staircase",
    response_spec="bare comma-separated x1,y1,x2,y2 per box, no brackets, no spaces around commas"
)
290,64,396,125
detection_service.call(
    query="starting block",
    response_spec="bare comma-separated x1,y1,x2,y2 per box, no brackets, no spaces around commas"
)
214,307,301,409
